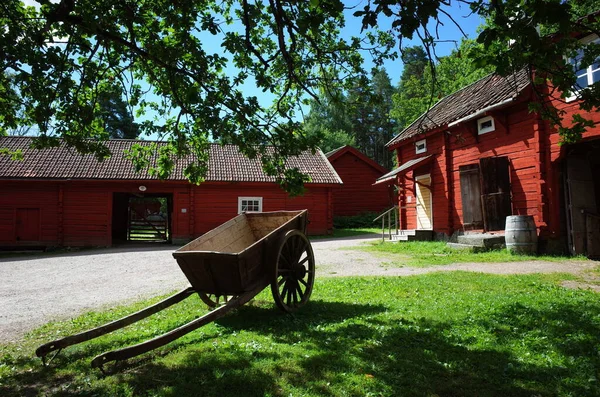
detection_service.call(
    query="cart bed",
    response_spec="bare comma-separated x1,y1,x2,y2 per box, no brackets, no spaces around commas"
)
173,210,307,295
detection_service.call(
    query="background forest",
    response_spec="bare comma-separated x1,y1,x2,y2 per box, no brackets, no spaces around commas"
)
304,39,493,169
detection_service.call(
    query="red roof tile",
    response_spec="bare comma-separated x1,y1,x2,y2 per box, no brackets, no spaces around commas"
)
0,137,342,184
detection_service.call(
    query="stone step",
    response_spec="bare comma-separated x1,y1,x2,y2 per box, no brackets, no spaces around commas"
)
457,234,505,249
389,230,433,242
446,242,488,253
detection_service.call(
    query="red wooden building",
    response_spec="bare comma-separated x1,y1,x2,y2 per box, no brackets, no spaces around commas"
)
326,145,394,217
0,137,342,248
379,59,600,255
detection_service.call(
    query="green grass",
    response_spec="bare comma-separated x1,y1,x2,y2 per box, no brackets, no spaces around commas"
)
310,227,381,239
353,240,581,267
2,273,600,396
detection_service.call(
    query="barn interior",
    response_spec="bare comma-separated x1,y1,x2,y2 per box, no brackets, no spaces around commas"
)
112,193,173,245
562,138,600,257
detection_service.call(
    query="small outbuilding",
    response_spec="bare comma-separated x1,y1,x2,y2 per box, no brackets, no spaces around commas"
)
0,137,342,248
326,145,395,217
380,65,600,255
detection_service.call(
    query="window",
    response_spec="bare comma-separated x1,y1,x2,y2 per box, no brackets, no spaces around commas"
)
567,34,600,101
238,197,263,213
477,116,495,135
415,139,427,154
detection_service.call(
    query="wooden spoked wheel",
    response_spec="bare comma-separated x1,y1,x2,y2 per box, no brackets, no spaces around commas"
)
271,229,315,313
198,293,238,309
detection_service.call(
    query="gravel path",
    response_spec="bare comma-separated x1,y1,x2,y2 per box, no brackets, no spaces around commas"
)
1,235,596,342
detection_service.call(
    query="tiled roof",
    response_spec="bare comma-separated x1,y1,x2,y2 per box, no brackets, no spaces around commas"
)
325,145,389,174
387,68,531,147
0,137,342,184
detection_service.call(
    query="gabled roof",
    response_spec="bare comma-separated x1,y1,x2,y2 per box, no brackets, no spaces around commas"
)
325,145,389,174
0,137,342,184
387,68,531,148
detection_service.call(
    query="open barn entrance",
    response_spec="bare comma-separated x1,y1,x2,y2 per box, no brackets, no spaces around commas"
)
563,140,600,258
112,193,173,244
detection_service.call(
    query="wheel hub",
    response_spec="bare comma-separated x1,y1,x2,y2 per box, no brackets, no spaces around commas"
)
292,264,306,279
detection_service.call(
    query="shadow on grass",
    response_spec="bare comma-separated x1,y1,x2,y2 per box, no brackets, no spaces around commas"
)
2,299,600,396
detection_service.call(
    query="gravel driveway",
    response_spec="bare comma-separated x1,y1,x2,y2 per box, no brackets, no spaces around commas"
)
0,235,596,342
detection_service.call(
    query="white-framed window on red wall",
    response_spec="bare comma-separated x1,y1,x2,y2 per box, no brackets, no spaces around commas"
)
567,34,600,101
238,197,263,213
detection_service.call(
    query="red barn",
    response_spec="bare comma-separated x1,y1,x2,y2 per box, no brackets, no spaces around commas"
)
0,137,342,248
326,145,395,217
380,63,600,255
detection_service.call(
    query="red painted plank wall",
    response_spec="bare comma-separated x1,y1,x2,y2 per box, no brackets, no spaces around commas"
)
1,180,333,247
396,133,448,234
394,102,541,236
62,184,112,247
0,181,59,245
330,152,393,216
192,184,332,236
447,104,539,233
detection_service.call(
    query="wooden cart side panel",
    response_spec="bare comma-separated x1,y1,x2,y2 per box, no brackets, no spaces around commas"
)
247,211,299,240
178,214,253,253
175,253,244,294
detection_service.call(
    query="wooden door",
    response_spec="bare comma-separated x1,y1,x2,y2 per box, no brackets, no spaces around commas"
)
415,174,433,230
459,164,483,228
479,156,512,231
15,208,40,242
565,154,597,255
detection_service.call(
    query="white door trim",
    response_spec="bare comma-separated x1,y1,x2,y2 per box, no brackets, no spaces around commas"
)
415,174,433,230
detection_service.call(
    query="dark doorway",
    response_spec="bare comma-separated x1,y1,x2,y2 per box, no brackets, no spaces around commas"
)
112,193,173,244
15,208,40,242
459,164,484,229
479,156,512,231
563,140,600,257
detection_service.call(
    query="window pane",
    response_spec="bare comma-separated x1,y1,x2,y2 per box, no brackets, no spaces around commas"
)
576,74,589,88
592,67,600,84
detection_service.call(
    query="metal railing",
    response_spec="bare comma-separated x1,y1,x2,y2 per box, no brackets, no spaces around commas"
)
373,206,399,242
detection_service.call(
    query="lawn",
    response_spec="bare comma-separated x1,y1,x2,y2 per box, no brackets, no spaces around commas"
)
2,273,600,396
353,240,581,267
310,227,381,239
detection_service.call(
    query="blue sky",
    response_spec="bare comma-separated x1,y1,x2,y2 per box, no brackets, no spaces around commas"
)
341,1,484,85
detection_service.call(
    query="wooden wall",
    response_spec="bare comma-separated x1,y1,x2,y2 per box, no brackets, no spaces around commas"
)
0,182,59,246
0,180,333,248
191,184,332,236
329,151,393,216
393,101,540,236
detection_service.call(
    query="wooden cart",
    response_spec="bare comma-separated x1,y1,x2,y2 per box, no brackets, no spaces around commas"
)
36,210,315,371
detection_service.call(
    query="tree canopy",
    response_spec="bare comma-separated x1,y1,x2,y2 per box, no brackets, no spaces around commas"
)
1,0,599,193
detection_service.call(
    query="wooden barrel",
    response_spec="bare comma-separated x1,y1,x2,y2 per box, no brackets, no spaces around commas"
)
505,215,538,254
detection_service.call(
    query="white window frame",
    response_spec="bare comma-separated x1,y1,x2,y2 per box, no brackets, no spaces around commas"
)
238,197,263,213
415,139,427,154
477,116,495,135
566,34,600,102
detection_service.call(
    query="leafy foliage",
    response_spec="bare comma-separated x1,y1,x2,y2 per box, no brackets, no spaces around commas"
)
1,0,599,192
0,0,393,193
305,68,397,169
391,40,494,130
333,211,380,229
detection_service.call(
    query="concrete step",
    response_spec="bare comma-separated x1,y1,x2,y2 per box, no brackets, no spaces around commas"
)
389,230,433,242
446,242,488,253
457,234,505,249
